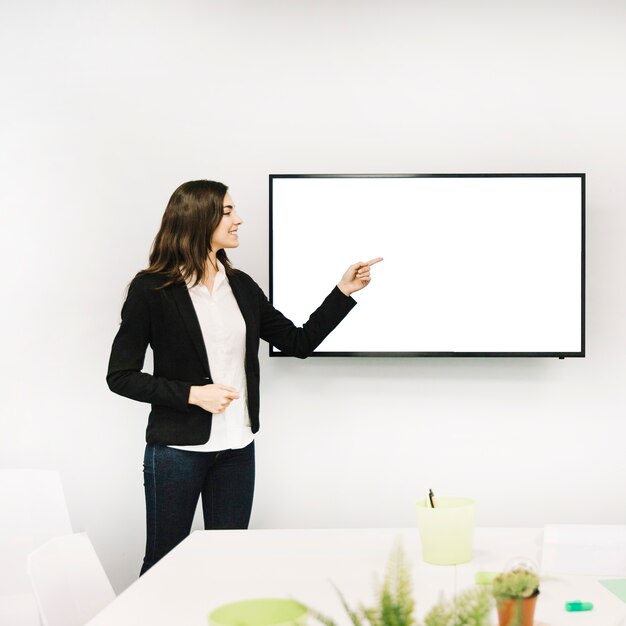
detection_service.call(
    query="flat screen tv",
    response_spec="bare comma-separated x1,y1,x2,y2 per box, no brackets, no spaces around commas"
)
269,174,585,357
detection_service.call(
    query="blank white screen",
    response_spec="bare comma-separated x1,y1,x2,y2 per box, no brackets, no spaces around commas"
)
271,175,583,355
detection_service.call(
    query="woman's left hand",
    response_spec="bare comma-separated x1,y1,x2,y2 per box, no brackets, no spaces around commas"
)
337,257,383,296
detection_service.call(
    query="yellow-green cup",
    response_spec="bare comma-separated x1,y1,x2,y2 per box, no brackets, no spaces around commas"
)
416,496,475,565
209,598,308,626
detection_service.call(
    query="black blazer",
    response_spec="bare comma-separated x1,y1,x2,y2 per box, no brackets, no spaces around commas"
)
107,270,356,445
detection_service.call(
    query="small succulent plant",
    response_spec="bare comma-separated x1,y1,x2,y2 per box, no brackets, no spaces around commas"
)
491,568,539,601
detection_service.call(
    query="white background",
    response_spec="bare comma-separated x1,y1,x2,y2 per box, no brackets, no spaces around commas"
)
272,176,583,353
1,0,625,594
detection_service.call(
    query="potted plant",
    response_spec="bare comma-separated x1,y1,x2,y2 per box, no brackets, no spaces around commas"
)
423,586,493,626
308,543,494,626
309,542,416,626
491,568,540,626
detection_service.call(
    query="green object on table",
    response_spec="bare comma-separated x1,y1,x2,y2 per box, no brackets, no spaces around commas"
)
209,598,308,626
565,601,593,611
599,579,626,603
416,496,475,565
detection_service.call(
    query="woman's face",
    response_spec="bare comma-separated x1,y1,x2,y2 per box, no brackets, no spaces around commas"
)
210,192,243,252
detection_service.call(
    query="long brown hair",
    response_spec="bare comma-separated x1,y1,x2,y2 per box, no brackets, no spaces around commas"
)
138,180,237,290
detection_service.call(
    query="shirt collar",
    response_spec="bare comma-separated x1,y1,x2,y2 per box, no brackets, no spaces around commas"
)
181,259,227,290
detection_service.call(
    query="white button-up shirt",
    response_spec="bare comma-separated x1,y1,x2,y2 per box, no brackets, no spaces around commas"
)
168,260,254,452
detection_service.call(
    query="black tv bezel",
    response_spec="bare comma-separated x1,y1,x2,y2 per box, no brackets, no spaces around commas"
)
269,173,585,358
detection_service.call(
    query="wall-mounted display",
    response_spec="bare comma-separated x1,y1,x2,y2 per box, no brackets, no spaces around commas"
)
270,173,585,357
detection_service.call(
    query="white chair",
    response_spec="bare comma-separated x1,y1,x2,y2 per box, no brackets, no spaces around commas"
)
27,532,115,626
541,524,626,576
0,469,73,625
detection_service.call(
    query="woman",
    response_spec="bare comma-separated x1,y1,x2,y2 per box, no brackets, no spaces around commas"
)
107,180,381,574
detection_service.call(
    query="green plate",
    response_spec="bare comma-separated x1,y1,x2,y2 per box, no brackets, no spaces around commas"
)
209,598,308,626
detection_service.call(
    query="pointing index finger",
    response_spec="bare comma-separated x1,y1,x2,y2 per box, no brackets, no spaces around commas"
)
364,257,383,267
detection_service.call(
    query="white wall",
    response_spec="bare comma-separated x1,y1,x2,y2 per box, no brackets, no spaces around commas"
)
1,0,625,594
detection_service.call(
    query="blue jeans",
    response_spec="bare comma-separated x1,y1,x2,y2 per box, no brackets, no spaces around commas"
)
140,441,255,575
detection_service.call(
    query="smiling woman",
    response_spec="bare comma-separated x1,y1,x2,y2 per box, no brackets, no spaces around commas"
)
138,180,239,289
106,179,382,576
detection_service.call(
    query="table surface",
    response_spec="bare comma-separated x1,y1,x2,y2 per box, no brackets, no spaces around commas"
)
88,527,626,626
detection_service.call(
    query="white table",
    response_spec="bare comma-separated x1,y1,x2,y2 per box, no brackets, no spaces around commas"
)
88,528,626,626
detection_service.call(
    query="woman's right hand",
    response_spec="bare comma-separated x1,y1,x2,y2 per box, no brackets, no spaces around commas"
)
188,384,240,414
